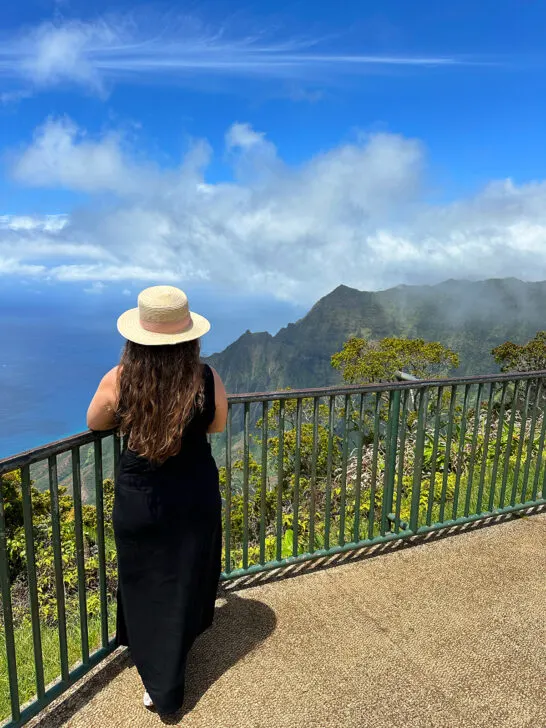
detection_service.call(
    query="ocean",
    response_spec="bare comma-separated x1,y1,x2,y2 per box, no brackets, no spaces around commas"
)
0,284,303,459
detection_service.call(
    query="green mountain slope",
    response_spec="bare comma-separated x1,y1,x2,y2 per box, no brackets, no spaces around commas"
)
207,278,546,393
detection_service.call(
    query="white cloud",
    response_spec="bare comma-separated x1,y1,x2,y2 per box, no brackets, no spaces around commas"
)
226,123,267,150
0,14,471,97
0,214,68,231
0,258,46,276
84,280,105,294
4,119,546,303
11,118,150,194
1,88,33,105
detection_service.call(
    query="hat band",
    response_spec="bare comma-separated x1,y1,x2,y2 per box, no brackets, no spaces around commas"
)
140,313,192,335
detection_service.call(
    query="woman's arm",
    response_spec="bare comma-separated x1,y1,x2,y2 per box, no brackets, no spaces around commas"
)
87,367,119,431
207,367,228,434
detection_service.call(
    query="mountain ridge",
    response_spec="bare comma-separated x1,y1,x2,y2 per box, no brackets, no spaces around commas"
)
207,278,546,394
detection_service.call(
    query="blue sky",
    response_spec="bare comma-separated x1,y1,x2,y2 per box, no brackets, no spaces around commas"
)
1,0,546,316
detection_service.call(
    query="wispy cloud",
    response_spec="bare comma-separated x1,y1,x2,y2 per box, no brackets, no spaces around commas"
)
0,13,471,96
84,280,105,294
1,88,33,105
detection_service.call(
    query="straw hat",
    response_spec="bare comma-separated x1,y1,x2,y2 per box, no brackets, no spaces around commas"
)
117,286,210,346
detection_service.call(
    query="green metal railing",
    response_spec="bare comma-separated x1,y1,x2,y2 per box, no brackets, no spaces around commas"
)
1,371,545,726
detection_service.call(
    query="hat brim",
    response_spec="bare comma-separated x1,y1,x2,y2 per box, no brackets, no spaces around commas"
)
117,308,211,346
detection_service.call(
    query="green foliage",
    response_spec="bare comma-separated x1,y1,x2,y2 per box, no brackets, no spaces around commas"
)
331,336,460,384
1,472,117,627
492,331,546,372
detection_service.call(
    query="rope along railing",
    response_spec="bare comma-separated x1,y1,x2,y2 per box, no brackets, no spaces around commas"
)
1,370,546,726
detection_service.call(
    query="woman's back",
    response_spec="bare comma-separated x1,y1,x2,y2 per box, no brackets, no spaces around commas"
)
120,363,217,474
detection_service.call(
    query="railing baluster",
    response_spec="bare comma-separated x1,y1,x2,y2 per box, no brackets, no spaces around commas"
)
531,381,546,502
489,381,508,511
71,447,89,664
224,406,232,574
338,394,350,546
463,384,483,518
293,399,302,558
113,432,121,478
21,465,45,698
324,396,335,550
93,439,108,649
0,470,21,722
543,451,546,501
242,402,250,570
352,394,365,542
308,397,319,553
395,390,410,532
276,401,285,562
259,401,268,565
439,386,457,523
510,380,532,506
409,388,428,532
426,387,443,526
381,390,401,536
476,382,495,514
452,384,471,520
499,381,521,508
49,455,69,682
368,393,381,539
521,380,542,504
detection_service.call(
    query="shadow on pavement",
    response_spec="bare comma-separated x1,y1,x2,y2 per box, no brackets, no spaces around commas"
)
161,591,277,724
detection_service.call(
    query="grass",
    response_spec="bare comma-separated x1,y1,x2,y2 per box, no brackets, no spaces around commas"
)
0,607,117,724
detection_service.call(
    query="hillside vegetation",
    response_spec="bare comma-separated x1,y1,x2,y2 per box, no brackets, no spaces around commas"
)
208,278,546,393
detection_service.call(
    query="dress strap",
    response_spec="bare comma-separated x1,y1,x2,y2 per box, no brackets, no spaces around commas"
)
201,364,216,427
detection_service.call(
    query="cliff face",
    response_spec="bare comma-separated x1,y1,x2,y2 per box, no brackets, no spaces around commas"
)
207,278,546,393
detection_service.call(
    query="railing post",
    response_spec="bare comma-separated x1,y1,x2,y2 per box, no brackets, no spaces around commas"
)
381,390,401,535
292,399,302,558
259,401,268,565
224,405,232,574
308,397,319,553
0,471,21,723
410,388,428,533
49,455,69,682
93,438,108,650
21,464,45,697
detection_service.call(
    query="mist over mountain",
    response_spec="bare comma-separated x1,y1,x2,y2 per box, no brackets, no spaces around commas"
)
207,278,546,393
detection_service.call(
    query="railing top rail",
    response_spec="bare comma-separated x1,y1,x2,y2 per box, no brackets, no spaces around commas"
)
0,430,108,476
1,368,545,474
226,368,546,403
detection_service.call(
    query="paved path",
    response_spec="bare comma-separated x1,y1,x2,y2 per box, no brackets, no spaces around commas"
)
33,513,545,728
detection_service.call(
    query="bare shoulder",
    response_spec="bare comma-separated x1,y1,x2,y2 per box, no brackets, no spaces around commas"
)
206,365,228,433
103,366,120,384
100,366,120,393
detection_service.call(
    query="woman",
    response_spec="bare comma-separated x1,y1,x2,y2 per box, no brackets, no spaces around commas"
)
87,285,228,715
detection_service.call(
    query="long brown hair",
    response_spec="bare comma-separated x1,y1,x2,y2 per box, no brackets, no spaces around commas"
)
116,340,204,463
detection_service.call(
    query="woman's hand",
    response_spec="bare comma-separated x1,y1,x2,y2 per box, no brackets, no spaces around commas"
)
87,366,119,431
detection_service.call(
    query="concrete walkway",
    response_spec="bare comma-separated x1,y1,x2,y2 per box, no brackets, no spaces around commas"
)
33,513,545,728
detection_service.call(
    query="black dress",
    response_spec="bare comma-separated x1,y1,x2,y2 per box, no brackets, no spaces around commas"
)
113,364,221,714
